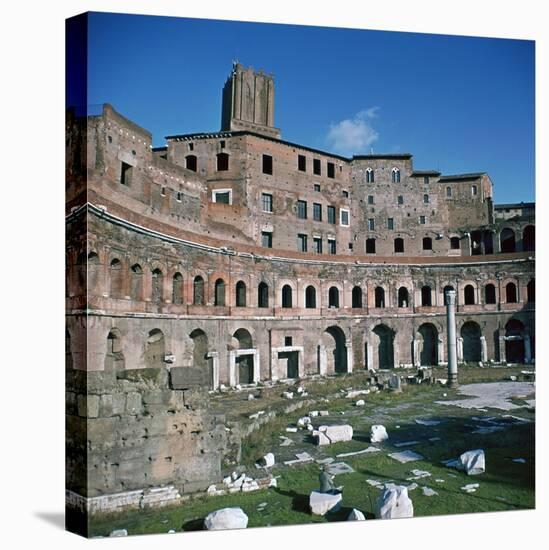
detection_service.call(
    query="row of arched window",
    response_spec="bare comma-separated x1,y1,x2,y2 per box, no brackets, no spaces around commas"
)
365,167,401,184
185,152,229,173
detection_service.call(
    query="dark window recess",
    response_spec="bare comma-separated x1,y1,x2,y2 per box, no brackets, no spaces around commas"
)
186,155,197,172
298,155,306,172
342,190,349,198
188,143,194,151
262,193,273,212
366,238,376,254
285,336,293,347
394,238,404,253
160,186,166,196
262,154,273,175
313,203,322,221
328,239,336,254
424,176,429,184
261,231,273,248
387,218,394,230
120,162,132,185
297,234,308,252
327,162,335,178
297,200,308,219
313,158,321,175
368,195,374,205
314,184,321,192
258,282,269,308
397,195,404,205
313,237,322,254
348,242,353,250
176,191,182,202
423,237,433,250
450,237,460,250
220,140,226,149
216,152,229,171
327,206,336,224
214,191,230,204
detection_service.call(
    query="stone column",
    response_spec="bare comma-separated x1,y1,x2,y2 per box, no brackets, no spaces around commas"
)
437,338,445,365
253,350,261,382
229,350,237,387
345,340,353,373
413,337,420,367
457,337,464,363
445,289,459,387
318,345,327,376
480,336,488,363
499,335,507,364
367,342,373,370
207,351,220,390
524,335,532,363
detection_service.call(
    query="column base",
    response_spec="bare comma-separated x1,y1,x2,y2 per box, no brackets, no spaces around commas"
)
447,373,459,388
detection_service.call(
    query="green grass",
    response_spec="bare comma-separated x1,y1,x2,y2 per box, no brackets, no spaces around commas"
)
88,370,535,537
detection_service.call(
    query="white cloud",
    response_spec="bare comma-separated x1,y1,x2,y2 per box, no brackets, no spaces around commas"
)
326,107,380,156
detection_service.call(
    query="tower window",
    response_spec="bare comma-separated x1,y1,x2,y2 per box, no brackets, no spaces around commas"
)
298,155,306,172
185,155,197,172
366,238,376,254
261,231,273,248
387,218,394,230
340,209,350,226
297,233,308,252
327,162,335,178
391,167,401,183
297,200,308,219
368,195,374,205
262,193,273,213
471,185,478,196
397,195,404,205
424,176,429,184
327,239,336,254
216,152,229,171
314,183,321,192
262,154,273,175
366,168,374,183
423,237,433,250
313,158,321,175
313,203,322,221
423,194,429,204
367,218,375,231
446,186,452,198
419,215,426,225
120,162,132,185
327,206,336,224
313,237,322,254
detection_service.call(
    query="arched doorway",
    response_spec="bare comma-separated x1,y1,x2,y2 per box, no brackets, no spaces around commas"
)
145,329,165,369
505,320,525,364
323,326,347,374
190,329,212,388
418,323,438,366
109,258,124,298
152,268,163,304
461,321,482,363
214,278,226,306
373,324,395,369
464,285,475,305
281,285,293,308
233,328,254,384
305,285,316,309
258,282,269,308
105,329,125,371
328,286,340,308
130,264,143,301
352,286,363,308
523,225,535,252
500,228,516,253
398,287,409,308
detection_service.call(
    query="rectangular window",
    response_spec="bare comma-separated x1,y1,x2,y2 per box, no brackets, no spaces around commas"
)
472,185,478,196
298,155,306,172
313,237,323,254
340,209,350,226
342,190,349,198
397,195,404,205
366,238,376,254
188,143,194,151
262,193,273,213
297,200,308,219
120,162,132,185
313,158,321,175
419,215,426,225
314,183,321,192
285,336,293,347
327,162,335,178
176,191,182,202
424,176,429,184
446,186,452,198
327,239,336,255
261,231,272,248
424,194,430,204
262,154,273,175
297,233,308,252
220,140,226,149
368,195,374,205
327,205,336,224
160,186,166,197
367,218,375,231
213,190,232,204
387,218,394,230
313,203,322,221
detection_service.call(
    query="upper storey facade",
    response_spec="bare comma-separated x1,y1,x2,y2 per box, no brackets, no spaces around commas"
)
73,64,534,261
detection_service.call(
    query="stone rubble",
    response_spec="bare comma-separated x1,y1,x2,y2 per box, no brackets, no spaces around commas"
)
388,450,425,463
204,507,248,530
370,425,389,443
375,485,414,519
309,490,343,516
313,424,353,445
347,508,366,521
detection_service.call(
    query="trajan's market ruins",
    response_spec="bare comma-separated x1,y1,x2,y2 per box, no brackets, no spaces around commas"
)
65,63,535,521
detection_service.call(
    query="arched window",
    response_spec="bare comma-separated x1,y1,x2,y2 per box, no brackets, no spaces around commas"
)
130,264,143,301
193,275,205,305
394,238,404,253
500,228,516,253
352,286,363,308
398,287,409,308
464,284,475,305
109,258,123,298
443,285,455,305
505,282,517,303
258,282,269,308
172,272,183,304
152,268,163,304
282,285,293,308
421,286,432,307
214,278,226,306
328,286,340,308
185,154,197,172
523,225,535,252
423,237,433,250
450,237,460,250
527,279,535,302
375,286,385,308
105,329,125,371
366,167,374,183
235,281,246,307
216,152,229,171
366,238,376,254
305,285,316,309
391,167,401,183
484,284,496,304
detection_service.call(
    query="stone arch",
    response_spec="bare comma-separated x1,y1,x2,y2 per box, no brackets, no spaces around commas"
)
235,280,247,307
461,321,482,363
305,285,317,309
397,286,409,308
87,251,101,293
421,285,432,306
505,282,518,303
418,323,438,366
151,268,163,304
375,286,385,308
523,225,535,252
193,275,205,305
185,154,197,172
172,272,184,304
352,286,363,308
258,281,269,308
216,152,229,171
130,263,144,301
109,258,124,298
373,324,395,369
322,326,348,374
214,278,226,306
450,236,460,250
189,328,212,388
464,284,475,305
500,228,516,253
145,328,165,369
485,283,496,304
505,319,525,363
281,284,293,308
105,328,125,371
328,286,340,308
233,328,255,384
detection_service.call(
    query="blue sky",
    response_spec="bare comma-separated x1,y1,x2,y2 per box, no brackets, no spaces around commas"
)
84,12,535,204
